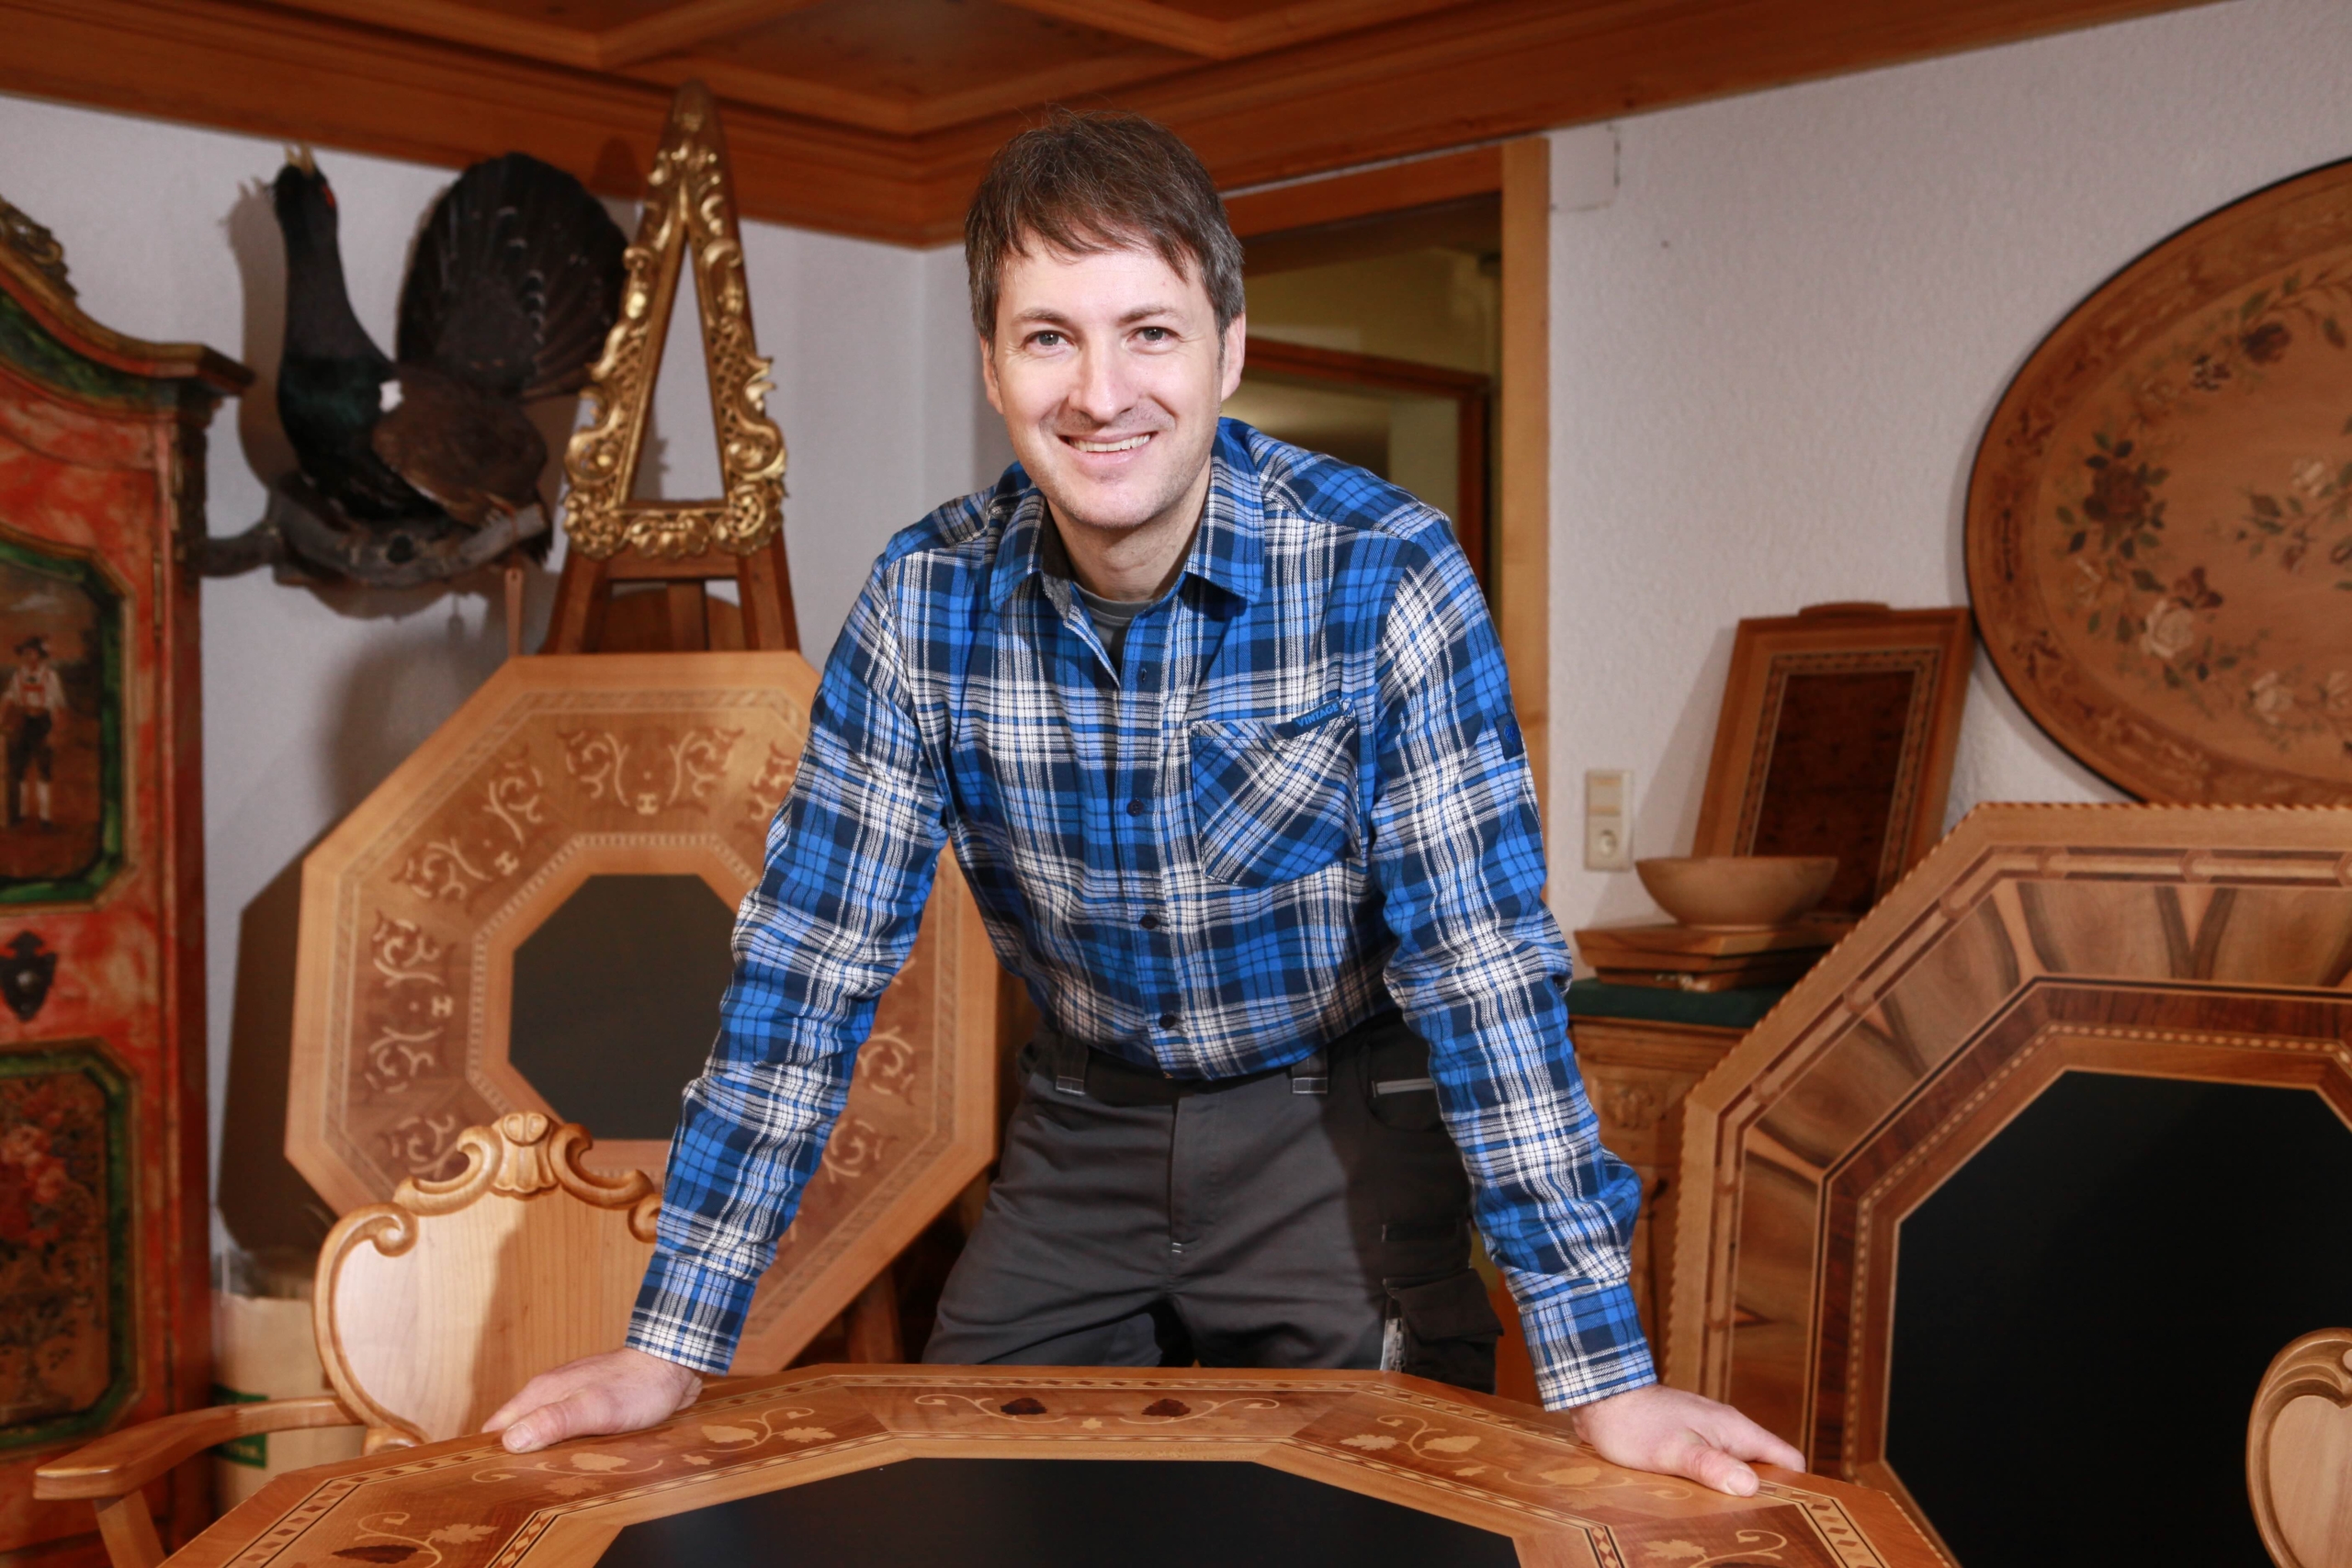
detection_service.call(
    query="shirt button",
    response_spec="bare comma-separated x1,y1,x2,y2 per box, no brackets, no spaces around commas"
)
1138,913,1160,930
1126,798,1146,816
1159,1012,1179,1029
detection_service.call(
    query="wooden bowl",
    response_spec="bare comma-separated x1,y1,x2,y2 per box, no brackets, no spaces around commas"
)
1634,855,1839,931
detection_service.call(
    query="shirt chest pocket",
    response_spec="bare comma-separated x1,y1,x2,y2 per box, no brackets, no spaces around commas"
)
1188,698,1360,888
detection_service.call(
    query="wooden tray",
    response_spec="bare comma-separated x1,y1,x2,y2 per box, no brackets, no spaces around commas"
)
1967,156,2352,804
1577,920,1842,966
1592,956,1821,993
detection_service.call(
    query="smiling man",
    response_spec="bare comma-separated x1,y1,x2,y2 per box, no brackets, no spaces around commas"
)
488,110,1800,1493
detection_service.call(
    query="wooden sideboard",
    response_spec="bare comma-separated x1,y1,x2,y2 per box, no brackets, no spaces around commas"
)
1567,980,1789,1349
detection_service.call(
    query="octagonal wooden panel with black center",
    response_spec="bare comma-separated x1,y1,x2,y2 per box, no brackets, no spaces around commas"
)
288,651,1000,1370
171,1368,1945,1568
1666,801,2352,1556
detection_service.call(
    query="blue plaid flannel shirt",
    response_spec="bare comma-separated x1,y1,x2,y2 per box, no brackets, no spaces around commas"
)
629,420,1654,1408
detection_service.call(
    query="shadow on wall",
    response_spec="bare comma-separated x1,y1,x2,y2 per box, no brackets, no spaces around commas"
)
215,849,331,1257
224,179,297,498
214,587,558,1257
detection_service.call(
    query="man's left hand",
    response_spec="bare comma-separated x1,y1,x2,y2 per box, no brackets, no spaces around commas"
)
1569,1383,1806,1495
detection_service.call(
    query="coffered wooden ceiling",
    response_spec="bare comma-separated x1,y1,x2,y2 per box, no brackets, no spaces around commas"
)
6,0,2209,243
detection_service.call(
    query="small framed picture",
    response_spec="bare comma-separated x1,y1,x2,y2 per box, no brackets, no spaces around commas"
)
1691,604,1974,919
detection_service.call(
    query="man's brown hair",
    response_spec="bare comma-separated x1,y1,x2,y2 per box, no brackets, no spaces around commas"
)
966,109,1245,340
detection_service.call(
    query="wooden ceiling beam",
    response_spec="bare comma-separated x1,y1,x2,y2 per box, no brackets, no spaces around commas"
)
1224,144,1501,238
0,0,938,240
625,47,1182,136
267,0,602,68
993,0,1479,60
594,0,827,69
0,0,2213,249
978,0,2220,196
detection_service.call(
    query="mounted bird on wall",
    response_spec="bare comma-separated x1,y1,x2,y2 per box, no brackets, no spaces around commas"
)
203,148,627,587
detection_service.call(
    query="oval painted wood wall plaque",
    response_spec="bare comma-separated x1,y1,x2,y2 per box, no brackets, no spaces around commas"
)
1967,157,2352,803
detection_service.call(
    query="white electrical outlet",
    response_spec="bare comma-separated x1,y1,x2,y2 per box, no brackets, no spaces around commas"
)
1584,769,1632,872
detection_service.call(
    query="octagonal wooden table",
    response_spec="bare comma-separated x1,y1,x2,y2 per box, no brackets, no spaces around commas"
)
172,1368,1945,1568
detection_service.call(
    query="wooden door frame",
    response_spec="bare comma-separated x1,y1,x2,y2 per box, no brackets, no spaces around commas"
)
1227,138,1551,822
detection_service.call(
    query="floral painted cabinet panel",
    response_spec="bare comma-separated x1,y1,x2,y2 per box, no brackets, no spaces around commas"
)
0,205,246,1560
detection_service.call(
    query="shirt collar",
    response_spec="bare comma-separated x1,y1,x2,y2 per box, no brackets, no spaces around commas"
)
984,418,1266,612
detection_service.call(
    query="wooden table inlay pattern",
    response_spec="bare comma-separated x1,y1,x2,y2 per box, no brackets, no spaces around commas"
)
173,1370,1945,1568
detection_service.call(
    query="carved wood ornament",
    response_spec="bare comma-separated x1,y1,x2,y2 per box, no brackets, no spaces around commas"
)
2248,1327,2352,1568
560,80,785,565
314,1112,661,1450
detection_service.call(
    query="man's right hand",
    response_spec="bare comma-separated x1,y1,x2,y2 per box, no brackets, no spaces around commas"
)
483,1348,704,1453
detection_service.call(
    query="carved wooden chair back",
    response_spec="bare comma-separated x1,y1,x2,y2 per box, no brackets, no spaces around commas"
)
2250,1328,2352,1568
319,1111,660,1449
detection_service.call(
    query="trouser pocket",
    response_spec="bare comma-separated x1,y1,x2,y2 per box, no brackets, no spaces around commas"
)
1382,1269,1503,1393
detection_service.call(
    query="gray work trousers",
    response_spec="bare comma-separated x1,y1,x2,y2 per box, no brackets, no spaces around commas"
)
922,1011,1504,1391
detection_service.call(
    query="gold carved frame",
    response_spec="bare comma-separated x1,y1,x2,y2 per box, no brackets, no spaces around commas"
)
562,80,784,563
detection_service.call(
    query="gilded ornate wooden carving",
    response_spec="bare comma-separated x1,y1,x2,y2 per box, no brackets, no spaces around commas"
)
1968,157,2352,804
1666,803,2352,1542
2248,1327,2352,1568
0,199,245,1560
172,1368,1946,1568
288,651,1000,1371
561,80,786,563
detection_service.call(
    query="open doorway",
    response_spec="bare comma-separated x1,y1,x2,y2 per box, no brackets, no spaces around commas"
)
1228,197,1499,585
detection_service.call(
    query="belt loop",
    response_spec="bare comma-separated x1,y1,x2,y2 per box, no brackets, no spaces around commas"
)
1053,1032,1089,1097
1289,1046,1329,1096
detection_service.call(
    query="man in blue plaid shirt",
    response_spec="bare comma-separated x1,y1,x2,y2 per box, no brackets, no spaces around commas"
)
492,110,1799,1492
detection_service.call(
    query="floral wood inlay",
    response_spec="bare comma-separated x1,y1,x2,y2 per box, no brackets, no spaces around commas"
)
361,915,454,1095
560,726,742,816
1969,158,2352,802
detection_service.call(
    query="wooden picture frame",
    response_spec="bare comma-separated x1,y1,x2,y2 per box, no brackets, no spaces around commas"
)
1665,802,2352,1548
1690,603,1973,919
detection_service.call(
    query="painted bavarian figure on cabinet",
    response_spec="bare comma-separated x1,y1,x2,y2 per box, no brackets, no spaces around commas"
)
492,113,1800,1492
0,539,117,895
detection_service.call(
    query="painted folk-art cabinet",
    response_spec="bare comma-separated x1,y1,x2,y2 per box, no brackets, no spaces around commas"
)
0,203,245,1560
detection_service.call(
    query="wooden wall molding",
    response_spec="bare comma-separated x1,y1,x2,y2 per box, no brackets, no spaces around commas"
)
0,0,2206,244
1498,136,1549,823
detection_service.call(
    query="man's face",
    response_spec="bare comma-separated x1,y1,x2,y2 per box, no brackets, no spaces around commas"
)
981,240,1245,543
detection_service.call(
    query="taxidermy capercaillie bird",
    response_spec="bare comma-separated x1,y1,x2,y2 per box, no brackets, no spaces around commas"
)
268,148,626,561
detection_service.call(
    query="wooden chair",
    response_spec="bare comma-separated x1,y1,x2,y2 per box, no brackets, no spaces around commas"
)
2250,1328,2352,1568
34,1113,658,1568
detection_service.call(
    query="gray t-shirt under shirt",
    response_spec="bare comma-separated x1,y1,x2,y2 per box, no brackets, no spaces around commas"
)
1074,581,1154,670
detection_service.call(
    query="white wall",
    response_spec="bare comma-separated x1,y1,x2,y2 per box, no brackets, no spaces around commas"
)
0,93,997,1256
1543,0,2352,939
